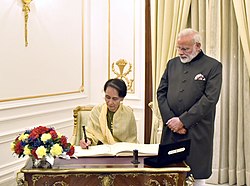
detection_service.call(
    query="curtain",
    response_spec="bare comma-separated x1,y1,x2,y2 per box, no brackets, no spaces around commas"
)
232,1,250,182
233,0,250,77
199,1,250,185
150,0,191,144
232,1,250,183
150,0,250,185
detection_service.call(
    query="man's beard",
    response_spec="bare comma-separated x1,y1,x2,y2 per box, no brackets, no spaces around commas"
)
179,50,198,63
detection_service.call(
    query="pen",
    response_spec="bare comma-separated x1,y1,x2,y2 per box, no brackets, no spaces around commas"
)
82,126,89,149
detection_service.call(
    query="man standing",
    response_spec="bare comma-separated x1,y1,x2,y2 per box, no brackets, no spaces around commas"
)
157,28,222,185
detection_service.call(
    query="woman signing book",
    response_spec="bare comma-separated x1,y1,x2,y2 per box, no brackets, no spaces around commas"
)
79,78,138,149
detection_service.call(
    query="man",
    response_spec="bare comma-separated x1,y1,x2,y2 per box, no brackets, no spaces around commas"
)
157,28,222,185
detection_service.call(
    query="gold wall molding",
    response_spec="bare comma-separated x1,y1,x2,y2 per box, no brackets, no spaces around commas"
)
112,59,134,91
22,0,32,47
0,91,80,103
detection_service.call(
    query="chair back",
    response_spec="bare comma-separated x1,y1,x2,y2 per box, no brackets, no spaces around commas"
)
70,105,94,145
148,102,163,144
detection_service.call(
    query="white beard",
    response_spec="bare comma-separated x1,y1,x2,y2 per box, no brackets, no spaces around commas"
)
179,50,199,63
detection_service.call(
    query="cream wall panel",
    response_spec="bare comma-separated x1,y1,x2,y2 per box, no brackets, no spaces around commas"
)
86,0,109,105
109,0,135,92
0,0,83,101
0,158,26,186
109,0,145,99
86,0,145,121
86,0,145,104
0,95,89,134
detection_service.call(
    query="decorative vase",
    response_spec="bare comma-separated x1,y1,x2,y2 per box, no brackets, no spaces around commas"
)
31,156,52,168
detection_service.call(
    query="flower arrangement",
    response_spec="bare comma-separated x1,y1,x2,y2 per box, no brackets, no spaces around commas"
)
11,126,75,160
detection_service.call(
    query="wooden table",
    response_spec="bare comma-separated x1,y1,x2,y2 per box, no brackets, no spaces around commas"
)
19,156,190,186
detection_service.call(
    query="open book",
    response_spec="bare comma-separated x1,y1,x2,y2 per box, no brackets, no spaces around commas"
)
74,142,159,157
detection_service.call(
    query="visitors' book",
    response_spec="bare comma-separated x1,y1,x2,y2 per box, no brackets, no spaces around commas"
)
74,142,159,157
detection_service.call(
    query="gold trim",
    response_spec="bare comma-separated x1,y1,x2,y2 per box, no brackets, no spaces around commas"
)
52,181,69,186
145,179,161,186
0,90,80,103
21,166,190,174
185,174,195,186
71,105,94,145
81,0,85,92
166,173,179,185
22,0,32,47
16,171,28,186
32,175,41,185
132,0,135,93
32,174,71,185
21,158,190,174
99,175,115,186
108,0,111,79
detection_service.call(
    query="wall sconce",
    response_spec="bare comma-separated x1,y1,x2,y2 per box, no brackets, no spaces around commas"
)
22,0,32,47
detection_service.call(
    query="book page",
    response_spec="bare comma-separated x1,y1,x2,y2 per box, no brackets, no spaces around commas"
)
74,143,159,157
112,142,159,156
74,145,114,157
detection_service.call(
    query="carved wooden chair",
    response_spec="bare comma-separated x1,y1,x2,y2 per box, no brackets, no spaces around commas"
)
148,102,163,144
70,105,94,146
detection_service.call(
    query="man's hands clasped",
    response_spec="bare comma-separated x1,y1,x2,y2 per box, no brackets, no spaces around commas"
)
167,117,187,134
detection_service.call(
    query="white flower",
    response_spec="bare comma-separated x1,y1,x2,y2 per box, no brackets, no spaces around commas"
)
41,133,52,143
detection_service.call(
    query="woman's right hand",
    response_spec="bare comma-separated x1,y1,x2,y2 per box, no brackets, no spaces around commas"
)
79,139,91,149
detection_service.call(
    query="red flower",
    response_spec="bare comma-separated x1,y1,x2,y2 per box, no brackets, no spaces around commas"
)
14,141,24,154
66,146,75,156
50,130,58,139
60,136,67,148
31,149,38,159
37,126,50,134
29,132,39,139
29,126,50,139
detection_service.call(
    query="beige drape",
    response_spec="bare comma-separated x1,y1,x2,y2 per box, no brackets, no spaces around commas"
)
233,0,250,77
150,0,250,185
150,0,191,144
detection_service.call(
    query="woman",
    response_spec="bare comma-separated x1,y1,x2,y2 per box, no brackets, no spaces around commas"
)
80,78,137,149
